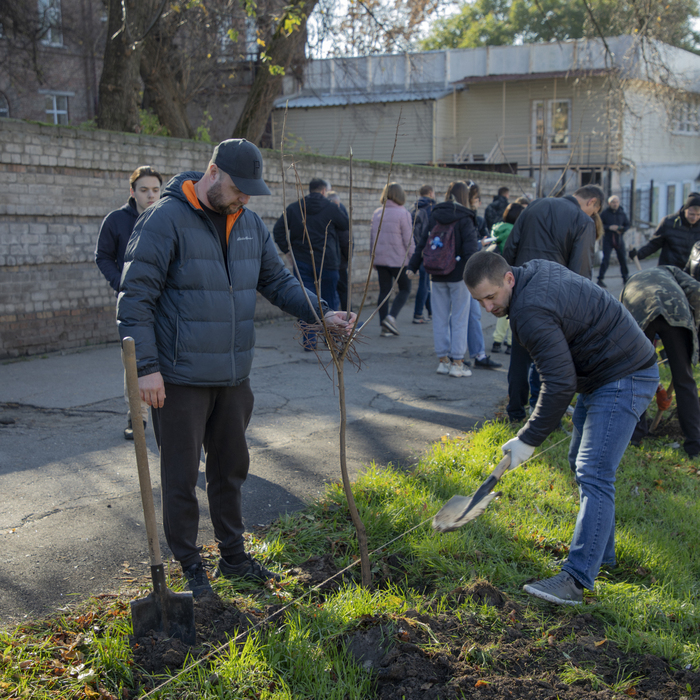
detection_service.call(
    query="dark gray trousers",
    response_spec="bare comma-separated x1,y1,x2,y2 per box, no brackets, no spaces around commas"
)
152,381,254,568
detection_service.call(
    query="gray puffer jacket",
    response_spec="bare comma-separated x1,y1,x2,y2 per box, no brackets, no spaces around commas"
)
510,260,656,446
117,171,327,385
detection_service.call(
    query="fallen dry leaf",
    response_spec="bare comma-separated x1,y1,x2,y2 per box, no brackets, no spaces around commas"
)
475,679,490,687
595,638,607,647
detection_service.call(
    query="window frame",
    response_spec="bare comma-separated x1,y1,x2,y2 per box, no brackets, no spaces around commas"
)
41,91,72,124
532,98,572,151
38,0,63,47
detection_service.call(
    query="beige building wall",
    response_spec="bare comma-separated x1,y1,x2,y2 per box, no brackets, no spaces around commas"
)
272,102,435,163
622,84,700,166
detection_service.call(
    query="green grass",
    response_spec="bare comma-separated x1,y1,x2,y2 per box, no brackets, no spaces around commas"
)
2,418,699,698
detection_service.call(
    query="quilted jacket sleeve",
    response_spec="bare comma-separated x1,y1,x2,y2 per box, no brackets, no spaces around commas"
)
116,207,175,377
257,226,329,323
513,307,578,447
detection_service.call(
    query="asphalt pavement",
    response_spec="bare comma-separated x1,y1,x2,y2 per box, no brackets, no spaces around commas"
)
0,264,634,626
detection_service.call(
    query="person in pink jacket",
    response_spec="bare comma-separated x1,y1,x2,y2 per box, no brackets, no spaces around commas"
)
370,182,415,336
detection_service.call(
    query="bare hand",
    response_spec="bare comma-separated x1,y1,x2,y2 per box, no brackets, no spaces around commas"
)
139,371,166,408
610,225,619,231
324,310,358,331
405,269,416,278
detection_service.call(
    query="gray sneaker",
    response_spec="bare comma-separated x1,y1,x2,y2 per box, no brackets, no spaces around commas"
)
523,571,583,605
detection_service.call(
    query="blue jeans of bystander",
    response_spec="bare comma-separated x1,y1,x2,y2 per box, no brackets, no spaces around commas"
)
467,294,486,358
562,364,658,590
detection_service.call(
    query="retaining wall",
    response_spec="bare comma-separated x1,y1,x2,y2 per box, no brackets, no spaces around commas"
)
0,119,533,358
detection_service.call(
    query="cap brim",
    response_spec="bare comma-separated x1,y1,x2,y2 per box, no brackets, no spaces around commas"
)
231,176,271,196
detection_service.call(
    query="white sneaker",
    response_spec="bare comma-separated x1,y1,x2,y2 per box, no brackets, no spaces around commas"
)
449,361,472,378
381,315,400,336
436,357,451,375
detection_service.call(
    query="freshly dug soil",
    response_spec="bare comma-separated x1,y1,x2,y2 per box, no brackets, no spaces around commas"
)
129,563,700,699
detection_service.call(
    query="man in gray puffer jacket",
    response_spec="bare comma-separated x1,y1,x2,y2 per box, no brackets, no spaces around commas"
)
117,139,355,598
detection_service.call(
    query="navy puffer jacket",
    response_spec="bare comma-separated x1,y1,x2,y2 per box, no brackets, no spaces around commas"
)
117,172,327,385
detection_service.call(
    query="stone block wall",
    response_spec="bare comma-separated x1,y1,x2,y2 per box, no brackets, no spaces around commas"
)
0,119,533,358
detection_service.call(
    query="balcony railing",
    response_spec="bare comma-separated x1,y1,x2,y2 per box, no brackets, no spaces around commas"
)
444,131,622,170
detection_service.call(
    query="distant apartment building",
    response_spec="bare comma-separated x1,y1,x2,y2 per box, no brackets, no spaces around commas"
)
273,36,700,228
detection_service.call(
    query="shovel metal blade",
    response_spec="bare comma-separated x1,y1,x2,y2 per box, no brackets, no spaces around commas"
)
131,588,196,646
432,491,500,532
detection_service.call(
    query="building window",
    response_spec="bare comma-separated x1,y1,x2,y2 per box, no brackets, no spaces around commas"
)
45,94,68,124
666,184,676,216
671,101,700,134
244,16,258,61
38,0,63,47
0,93,8,118
684,182,692,202
532,99,571,150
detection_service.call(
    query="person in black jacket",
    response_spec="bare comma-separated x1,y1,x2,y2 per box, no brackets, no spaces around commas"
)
94,165,162,440
408,181,478,378
629,194,700,269
410,185,435,323
466,251,657,605
273,178,349,349
502,185,603,422
484,187,510,230
597,195,630,288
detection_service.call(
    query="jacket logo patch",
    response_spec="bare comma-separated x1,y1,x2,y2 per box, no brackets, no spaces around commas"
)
236,236,254,241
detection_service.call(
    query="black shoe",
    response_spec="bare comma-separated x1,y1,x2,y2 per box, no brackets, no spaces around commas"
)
491,342,502,353
217,553,281,583
124,419,147,440
474,355,502,369
504,344,511,355
597,279,607,288
183,561,213,598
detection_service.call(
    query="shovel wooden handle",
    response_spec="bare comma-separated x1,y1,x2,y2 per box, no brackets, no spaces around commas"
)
122,337,163,569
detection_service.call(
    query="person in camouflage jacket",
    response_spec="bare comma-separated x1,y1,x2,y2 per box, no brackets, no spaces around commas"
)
621,266,700,458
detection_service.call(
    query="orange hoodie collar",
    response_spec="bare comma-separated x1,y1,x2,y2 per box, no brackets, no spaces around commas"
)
182,180,243,243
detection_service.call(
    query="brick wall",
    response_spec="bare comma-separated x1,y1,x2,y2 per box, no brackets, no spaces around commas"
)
0,119,533,359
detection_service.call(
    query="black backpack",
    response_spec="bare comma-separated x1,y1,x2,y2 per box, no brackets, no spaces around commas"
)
423,222,457,276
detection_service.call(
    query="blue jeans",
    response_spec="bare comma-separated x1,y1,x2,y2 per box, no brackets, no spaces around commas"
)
467,294,485,358
431,280,469,359
562,364,658,589
413,264,431,318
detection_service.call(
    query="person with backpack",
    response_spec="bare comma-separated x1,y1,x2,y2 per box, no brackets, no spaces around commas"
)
465,187,502,370
410,185,435,323
408,181,479,377
369,182,415,336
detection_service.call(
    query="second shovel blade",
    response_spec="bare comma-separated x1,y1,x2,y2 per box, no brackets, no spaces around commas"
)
432,491,500,532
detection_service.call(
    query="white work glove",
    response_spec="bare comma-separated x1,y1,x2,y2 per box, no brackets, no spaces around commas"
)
501,437,535,470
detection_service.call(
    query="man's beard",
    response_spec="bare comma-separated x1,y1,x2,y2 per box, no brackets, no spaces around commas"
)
207,181,239,216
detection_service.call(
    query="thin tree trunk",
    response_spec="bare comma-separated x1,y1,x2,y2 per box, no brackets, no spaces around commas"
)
337,364,371,587
232,0,318,144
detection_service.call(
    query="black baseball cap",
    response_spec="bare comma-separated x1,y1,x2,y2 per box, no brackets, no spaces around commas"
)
212,139,271,196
